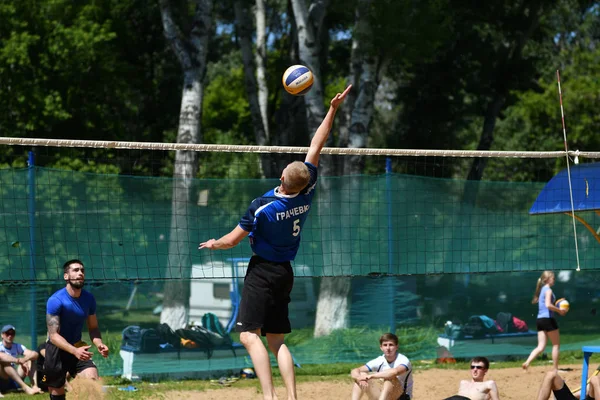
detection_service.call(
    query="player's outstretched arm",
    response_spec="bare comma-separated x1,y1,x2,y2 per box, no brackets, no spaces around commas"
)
199,225,249,250
87,314,109,358
305,84,352,167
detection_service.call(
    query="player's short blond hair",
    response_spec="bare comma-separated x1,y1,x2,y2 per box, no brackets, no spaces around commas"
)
282,161,310,194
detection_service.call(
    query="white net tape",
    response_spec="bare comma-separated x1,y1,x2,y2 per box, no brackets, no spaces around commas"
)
1,137,598,159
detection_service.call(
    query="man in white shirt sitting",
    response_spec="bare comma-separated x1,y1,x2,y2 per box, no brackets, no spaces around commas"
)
350,333,413,400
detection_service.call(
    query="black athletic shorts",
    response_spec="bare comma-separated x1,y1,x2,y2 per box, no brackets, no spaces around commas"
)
443,397,470,400
554,381,594,400
536,317,559,332
236,255,294,336
36,343,48,392
42,341,96,388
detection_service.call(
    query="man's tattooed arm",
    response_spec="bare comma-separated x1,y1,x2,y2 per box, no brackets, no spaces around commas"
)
46,313,76,354
46,314,60,335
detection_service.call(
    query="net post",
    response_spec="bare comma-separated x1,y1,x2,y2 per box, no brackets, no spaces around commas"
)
386,158,395,333
27,151,37,350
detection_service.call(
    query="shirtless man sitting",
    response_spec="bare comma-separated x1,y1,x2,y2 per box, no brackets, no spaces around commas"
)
443,357,500,400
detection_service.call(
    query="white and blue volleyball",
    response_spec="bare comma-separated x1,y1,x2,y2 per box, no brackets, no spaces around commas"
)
282,65,314,96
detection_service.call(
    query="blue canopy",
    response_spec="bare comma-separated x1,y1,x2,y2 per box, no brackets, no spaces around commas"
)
530,162,600,215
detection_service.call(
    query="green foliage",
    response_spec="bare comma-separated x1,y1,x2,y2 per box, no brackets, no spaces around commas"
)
0,0,180,173
490,6,600,181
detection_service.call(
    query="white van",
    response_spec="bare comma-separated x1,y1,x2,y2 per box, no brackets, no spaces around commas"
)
189,258,316,330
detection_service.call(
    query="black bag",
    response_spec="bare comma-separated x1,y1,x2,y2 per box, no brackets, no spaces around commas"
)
156,323,182,349
121,325,162,353
463,316,486,337
496,312,514,333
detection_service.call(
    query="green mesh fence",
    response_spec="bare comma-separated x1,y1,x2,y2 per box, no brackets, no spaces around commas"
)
0,167,597,282
1,273,599,378
1,166,599,379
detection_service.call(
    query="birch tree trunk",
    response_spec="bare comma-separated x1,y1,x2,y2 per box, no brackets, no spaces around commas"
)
255,0,269,139
233,0,273,178
159,0,213,330
290,0,329,160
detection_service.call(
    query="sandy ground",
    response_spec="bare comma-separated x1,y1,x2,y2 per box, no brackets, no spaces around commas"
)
152,363,592,399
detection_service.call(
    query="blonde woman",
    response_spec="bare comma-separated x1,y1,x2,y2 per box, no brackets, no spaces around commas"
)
522,271,568,370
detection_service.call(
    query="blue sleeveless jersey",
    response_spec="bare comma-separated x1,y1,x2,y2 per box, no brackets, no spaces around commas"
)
47,287,97,345
239,162,318,262
537,284,555,318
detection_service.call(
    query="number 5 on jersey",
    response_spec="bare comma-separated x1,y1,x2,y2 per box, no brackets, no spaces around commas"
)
293,219,300,236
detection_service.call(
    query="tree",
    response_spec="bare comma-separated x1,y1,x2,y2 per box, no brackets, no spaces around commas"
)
0,0,182,172
255,0,270,136
159,0,213,330
290,0,330,154
314,0,380,337
489,3,600,182
233,0,273,177
313,0,450,336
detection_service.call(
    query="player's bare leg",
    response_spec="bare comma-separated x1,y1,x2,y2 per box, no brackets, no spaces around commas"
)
536,370,563,400
547,329,560,370
351,373,380,400
378,379,403,400
523,331,548,370
588,374,600,398
0,364,41,395
77,367,99,380
240,330,277,400
266,333,296,400
17,360,36,384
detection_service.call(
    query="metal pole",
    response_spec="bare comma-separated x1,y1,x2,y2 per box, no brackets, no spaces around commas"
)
27,151,36,350
386,158,395,333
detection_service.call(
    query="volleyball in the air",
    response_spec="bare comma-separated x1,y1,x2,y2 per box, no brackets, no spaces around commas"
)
556,298,570,312
282,65,314,96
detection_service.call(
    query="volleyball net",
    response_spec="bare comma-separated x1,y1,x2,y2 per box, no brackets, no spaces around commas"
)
1,138,599,378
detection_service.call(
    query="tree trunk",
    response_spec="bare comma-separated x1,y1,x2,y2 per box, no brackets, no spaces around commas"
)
464,0,544,188
273,8,307,167
255,0,269,140
159,0,213,330
466,94,506,182
342,0,384,175
313,0,384,338
234,0,274,177
290,0,330,171
313,276,352,337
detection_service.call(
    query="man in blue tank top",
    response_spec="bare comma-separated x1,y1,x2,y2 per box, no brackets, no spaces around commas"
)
200,84,352,400
43,259,109,400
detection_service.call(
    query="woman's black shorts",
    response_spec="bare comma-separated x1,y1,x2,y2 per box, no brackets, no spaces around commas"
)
536,317,558,332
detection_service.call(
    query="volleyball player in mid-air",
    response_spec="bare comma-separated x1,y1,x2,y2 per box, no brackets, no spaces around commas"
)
200,84,352,400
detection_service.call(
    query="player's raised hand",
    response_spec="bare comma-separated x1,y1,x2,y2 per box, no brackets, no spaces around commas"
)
330,85,352,109
97,343,109,358
73,345,93,361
